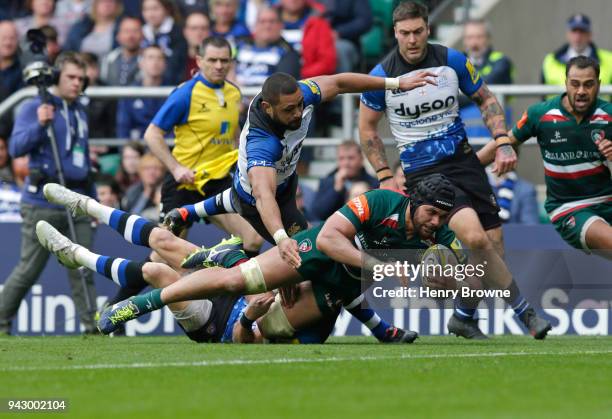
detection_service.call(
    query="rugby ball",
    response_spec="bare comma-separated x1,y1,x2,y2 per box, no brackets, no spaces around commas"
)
420,244,459,289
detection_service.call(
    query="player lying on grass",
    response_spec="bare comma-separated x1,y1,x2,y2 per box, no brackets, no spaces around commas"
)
93,174,490,335
38,184,418,344
478,56,612,258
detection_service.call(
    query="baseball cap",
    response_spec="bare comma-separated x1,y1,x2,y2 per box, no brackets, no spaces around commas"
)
567,13,591,31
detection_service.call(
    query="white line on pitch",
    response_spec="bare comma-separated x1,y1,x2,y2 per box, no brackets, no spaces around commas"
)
2,349,612,372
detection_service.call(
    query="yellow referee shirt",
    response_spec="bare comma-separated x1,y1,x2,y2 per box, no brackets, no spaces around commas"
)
152,73,240,193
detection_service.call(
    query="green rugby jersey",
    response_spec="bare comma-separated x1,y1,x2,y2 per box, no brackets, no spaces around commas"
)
337,189,459,250
512,95,612,221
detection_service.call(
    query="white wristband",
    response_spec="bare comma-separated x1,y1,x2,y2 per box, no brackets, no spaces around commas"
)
384,77,400,90
273,229,290,244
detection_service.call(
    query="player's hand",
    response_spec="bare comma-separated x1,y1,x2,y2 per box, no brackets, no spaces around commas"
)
245,293,276,321
278,238,301,269
163,208,189,236
171,164,195,184
492,142,517,175
37,104,55,126
279,284,300,308
596,139,612,161
398,71,437,91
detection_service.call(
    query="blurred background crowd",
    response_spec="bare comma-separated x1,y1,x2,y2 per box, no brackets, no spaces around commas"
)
0,0,610,225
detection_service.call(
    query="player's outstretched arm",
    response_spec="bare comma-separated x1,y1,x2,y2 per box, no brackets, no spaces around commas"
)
249,166,301,268
317,212,361,268
312,71,437,102
470,83,517,174
358,103,397,189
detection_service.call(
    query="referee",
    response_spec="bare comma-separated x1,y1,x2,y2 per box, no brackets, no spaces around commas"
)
144,36,262,254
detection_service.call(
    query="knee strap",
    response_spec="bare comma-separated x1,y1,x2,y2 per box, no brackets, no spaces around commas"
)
239,258,267,294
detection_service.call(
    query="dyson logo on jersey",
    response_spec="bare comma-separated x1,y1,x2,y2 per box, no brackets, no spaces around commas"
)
394,96,456,119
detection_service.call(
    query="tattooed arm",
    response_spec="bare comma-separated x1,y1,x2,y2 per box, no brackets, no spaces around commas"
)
358,102,398,190
471,83,517,175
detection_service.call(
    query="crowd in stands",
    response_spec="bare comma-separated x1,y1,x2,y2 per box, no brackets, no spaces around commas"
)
0,1,610,225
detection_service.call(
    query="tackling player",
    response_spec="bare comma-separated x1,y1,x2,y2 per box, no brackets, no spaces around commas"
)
162,70,437,272
357,1,550,339
478,56,612,257
94,175,476,337
39,184,418,344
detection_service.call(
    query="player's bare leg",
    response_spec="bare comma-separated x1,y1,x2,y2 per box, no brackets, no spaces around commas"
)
485,226,505,258
97,246,302,334
448,207,551,339
43,183,198,271
209,213,264,255
585,219,612,260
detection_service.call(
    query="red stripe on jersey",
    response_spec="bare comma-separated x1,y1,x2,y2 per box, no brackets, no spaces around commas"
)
551,198,612,222
539,114,570,122
544,164,607,179
590,114,612,122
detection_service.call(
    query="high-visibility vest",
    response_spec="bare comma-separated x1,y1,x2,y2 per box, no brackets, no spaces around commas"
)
542,47,612,85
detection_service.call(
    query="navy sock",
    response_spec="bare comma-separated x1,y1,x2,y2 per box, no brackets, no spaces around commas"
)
503,280,530,316
108,209,156,247
183,189,236,221
95,256,146,289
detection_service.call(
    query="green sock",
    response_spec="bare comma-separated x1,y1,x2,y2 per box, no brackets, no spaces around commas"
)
131,288,164,313
222,249,248,268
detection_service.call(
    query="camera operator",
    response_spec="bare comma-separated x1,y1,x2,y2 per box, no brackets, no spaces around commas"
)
0,52,98,335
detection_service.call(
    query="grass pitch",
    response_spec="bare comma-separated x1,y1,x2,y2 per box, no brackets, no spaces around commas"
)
1,335,611,419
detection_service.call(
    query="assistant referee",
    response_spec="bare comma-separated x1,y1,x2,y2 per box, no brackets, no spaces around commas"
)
144,36,262,253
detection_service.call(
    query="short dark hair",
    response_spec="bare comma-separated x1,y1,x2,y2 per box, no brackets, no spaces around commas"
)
566,55,600,78
79,52,98,68
261,72,299,105
55,51,87,73
197,35,232,57
393,1,429,25
95,174,121,196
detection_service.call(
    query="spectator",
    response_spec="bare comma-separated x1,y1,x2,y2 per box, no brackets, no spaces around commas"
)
0,22,23,102
79,52,116,140
54,0,91,27
183,11,211,81
64,0,122,59
278,0,336,78
348,180,371,200
487,167,540,225
121,153,165,221
99,16,143,86
94,174,121,208
235,7,300,88
0,1,30,21
210,0,250,42
240,0,271,32
11,157,29,188
116,45,167,140
311,141,377,220
460,19,513,138
20,25,62,67
141,0,187,85
319,0,372,72
0,21,23,139
295,183,316,224
0,137,14,184
176,0,209,17
542,13,612,86
115,140,144,192
14,0,68,45
0,52,98,334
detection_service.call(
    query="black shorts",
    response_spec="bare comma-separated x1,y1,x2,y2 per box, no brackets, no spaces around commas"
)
230,174,308,244
182,294,240,343
159,172,233,223
404,141,501,230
